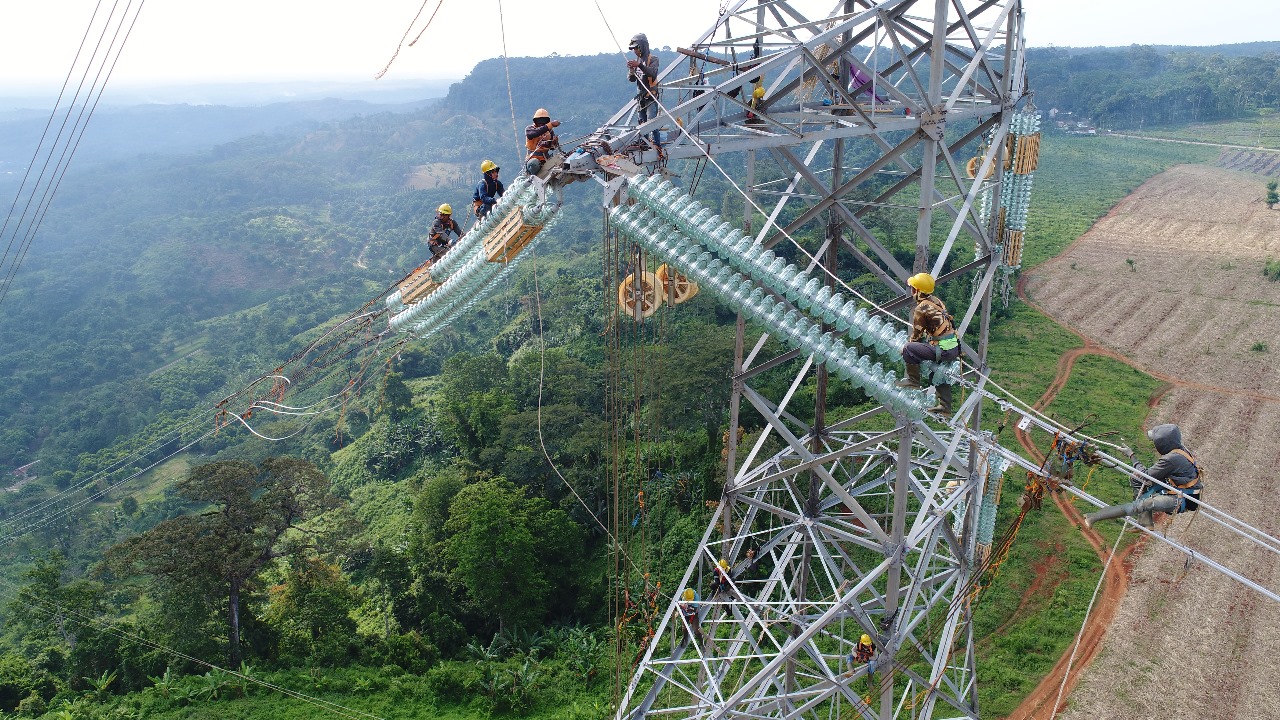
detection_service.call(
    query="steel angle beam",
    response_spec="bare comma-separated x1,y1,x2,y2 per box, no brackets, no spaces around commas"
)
619,1,1027,717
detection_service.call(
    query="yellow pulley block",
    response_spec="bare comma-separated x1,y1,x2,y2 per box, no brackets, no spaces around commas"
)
655,263,699,305
618,271,662,319
964,156,995,180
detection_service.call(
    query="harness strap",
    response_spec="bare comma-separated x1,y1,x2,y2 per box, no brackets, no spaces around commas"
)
1167,448,1201,490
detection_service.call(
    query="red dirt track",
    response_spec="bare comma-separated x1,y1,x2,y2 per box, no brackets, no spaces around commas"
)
1001,165,1280,720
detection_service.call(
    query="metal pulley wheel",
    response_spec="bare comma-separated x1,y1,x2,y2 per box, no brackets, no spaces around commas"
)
655,263,699,305
618,271,661,319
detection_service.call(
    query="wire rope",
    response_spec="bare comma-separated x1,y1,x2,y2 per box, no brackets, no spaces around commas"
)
374,0,443,80
496,0,524,163
0,0,147,308
1050,528,1124,719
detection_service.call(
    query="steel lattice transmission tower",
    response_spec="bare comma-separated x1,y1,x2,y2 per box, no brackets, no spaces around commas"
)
612,1,1030,718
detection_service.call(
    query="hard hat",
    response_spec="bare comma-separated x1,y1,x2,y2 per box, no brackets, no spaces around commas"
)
752,86,766,100
480,159,499,173
860,633,872,645
533,108,551,119
437,203,452,215
907,272,935,294
682,588,695,601
718,558,729,570
628,33,647,50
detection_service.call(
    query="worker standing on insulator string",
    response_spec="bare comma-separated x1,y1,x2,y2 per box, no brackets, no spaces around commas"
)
524,108,561,176
895,272,960,416
626,33,662,151
472,160,504,219
1085,423,1202,529
428,204,462,261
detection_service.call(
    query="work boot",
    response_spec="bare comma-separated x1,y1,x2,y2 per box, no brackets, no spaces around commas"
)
1135,509,1154,529
896,363,922,389
928,384,953,417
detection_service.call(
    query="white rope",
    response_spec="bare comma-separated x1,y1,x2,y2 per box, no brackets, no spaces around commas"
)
1050,529,1124,719
497,0,524,164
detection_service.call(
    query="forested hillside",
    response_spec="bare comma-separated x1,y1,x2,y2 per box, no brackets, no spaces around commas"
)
1028,44,1280,128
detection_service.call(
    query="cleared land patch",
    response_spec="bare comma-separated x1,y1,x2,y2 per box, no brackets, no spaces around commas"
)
1023,164,1280,719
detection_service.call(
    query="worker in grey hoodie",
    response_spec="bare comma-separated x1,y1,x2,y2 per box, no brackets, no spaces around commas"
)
626,33,662,150
1085,423,1201,529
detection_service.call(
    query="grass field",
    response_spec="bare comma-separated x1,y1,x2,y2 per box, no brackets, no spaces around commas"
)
1131,114,1280,150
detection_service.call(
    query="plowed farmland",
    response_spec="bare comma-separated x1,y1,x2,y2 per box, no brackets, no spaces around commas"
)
1021,164,1280,719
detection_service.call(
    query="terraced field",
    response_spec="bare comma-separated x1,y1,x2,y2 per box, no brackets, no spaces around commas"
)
1022,164,1280,719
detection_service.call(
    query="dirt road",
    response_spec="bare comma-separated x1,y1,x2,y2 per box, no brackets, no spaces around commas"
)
1012,164,1280,720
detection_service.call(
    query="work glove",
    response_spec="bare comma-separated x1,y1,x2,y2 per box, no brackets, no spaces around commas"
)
627,60,640,70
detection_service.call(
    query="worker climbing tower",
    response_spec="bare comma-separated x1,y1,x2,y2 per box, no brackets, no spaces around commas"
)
605,1,1031,718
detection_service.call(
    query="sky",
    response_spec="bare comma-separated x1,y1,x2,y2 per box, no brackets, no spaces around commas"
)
0,0,1276,94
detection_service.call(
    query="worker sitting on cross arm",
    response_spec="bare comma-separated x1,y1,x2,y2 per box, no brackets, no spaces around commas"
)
850,633,877,682
427,204,462,261
895,272,960,416
524,108,561,176
1084,423,1202,529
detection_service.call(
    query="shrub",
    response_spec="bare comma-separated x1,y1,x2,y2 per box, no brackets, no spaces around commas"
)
1265,258,1280,282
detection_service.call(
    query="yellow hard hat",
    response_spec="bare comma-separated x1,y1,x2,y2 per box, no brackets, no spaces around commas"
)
533,108,551,119
718,558,729,570
860,633,872,645
752,86,765,100
438,203,452,215
480,159,499,173
682,588,695,601
907,272,935,294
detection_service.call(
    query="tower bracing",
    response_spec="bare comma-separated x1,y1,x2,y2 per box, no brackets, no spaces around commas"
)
610,0,1030,717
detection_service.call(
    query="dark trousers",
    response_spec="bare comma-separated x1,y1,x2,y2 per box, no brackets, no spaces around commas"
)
902,341,960,379
638,98,662,148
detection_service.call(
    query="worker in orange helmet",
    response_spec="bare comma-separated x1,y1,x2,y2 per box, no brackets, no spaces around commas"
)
524,108,561,176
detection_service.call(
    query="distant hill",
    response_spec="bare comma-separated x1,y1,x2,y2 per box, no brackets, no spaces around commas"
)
0,94,445,185
1040,41,1280,57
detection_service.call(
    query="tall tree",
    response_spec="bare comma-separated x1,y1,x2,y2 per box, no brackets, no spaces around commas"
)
103,458,338,665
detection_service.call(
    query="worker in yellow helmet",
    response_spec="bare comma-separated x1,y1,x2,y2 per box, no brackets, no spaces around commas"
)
895,272,960,416
472,160,504,219
712,558,732,597
850,633,878,682
427,203,462,261
679,587,702,645
524,108,561,176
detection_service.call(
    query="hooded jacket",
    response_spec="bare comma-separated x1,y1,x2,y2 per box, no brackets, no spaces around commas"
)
1140,423,1199,489
627,33,660,102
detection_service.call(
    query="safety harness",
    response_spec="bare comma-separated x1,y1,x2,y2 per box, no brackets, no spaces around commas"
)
526,125,558,163
1165,448,1201,490
918,294,959,360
